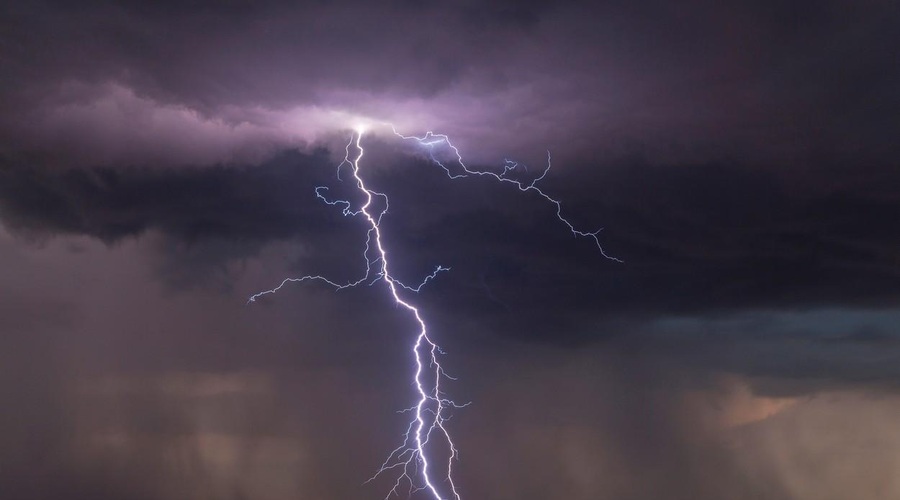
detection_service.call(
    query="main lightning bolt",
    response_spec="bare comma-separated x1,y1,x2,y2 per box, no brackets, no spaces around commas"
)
249,123,618,499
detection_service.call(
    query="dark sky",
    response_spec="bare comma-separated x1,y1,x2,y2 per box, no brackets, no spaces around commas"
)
2,1,900,499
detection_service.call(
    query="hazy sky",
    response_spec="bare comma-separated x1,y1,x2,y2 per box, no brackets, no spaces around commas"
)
2,1,900,499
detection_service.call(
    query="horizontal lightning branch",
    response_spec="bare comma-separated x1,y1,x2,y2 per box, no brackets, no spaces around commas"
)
389,125,622,263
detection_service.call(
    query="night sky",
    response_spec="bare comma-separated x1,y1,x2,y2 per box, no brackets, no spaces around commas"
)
2,1,900,499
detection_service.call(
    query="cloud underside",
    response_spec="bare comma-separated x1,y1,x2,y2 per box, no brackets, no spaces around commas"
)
2,146,897,319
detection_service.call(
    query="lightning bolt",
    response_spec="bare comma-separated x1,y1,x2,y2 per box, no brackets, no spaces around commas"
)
389,125,622,264
249,123,618,499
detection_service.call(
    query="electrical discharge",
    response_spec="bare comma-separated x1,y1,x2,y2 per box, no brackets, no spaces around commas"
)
249,124,618,499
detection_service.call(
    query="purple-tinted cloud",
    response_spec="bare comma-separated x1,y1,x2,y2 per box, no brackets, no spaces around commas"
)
2,1,900,499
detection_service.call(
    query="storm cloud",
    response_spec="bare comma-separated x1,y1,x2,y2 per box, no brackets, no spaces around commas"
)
1,1,899,499
3,0,898,166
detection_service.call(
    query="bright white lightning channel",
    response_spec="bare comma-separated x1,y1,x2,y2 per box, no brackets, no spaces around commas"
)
248,124,618,500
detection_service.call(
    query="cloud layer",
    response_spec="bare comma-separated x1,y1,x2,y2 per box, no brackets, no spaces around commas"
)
2,1,899,499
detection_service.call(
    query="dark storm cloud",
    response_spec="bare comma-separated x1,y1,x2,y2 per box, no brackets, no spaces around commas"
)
393,156,900,339
0,150,334,243
580,160,900,314
2,0,898,167
2,141,898,329
7,0,895,333
2,2,900,499
626,308,900,397
0,0,549,102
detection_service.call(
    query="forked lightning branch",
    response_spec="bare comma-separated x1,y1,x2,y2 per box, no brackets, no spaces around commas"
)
248,123,617,499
